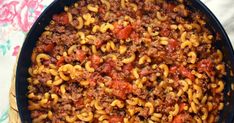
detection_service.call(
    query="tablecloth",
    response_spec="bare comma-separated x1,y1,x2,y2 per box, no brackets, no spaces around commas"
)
0,0,233,122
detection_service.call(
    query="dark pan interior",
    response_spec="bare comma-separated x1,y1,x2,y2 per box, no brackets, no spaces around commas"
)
16,0,234,122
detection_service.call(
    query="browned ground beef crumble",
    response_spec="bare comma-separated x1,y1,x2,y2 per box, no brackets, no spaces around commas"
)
27,0,226,123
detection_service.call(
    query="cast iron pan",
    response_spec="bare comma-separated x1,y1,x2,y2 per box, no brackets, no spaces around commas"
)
16,0,234,122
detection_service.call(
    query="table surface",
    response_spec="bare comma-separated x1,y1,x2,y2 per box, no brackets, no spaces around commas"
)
0,0,234,122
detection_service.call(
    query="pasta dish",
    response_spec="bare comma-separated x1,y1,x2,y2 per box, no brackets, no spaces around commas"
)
27,0,225,122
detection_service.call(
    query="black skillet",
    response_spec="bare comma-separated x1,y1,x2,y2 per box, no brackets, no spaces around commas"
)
16,0,234,122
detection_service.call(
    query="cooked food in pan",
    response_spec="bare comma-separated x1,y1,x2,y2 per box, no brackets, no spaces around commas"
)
27,0,225,122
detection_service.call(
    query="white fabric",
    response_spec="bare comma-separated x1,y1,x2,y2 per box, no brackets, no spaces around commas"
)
202,0,234,44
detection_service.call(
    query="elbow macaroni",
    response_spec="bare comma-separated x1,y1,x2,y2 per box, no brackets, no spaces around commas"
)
85,61,95,72
87,4,99,13
122,53,136,64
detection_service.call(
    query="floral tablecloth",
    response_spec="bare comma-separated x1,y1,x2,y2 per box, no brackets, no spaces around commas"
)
0,0,233,122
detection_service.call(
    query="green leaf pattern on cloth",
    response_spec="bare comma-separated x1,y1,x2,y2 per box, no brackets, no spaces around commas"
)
0,110,8,122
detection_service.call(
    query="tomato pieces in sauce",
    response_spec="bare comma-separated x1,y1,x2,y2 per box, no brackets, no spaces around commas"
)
113,23,133,40
179,66,195,81
91,55,102,68
52,12,69,25
109,80,133,99
76,50,86,62
56,56,65,66
123,63,133,74
160,28,170,37
179,103,187,113
44,44,55,53
167,39,179,52
74,98,84,109
102,59,116,74
172,114,184,123
197,59,214,76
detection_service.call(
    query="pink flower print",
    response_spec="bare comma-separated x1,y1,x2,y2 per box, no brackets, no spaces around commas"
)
0,1,19,24
17,0,44,32
0,0,4,5
12,45,20,56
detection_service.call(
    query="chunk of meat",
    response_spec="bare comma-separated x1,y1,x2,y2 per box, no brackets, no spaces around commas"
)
132,20,141,29
52,12,69,25
88,73,102,87
130,31,140,42
160,28,170,37
140,68,153,76
98,7,105,14
102,59,116,74
94,39,103,48
123,63,133,74
102,63,112,74
109,70,125,81
163,3,176,12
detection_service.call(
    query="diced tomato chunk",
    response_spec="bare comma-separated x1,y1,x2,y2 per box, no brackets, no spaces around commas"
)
108,115,123,123
197,59,214,76
44,44,55,53
167,39,178,52
172,114,191,123
172,114,183,123
179,103,187,113
74,98,84,109
170,66,178,73
109,80,133,99
116,25,133,40
112,22,123,34
76,50,86,62
56,57,65,66
91,55,101,68
179,66,195,81
52,12,69,25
